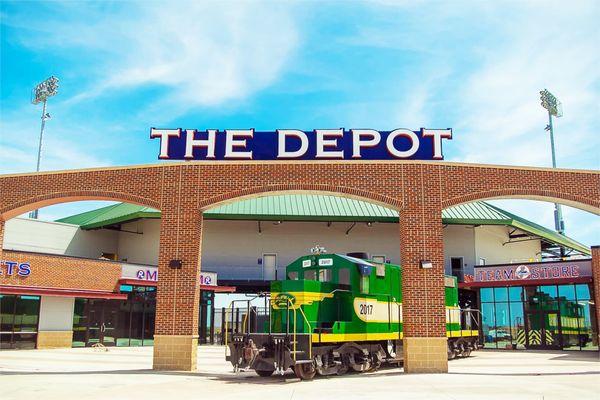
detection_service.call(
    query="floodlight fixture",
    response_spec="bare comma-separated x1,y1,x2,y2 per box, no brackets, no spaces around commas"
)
28,76,60,219
31,76,59,105
539,88,566,238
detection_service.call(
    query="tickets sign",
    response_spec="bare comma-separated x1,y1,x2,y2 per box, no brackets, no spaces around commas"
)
151,128,452,161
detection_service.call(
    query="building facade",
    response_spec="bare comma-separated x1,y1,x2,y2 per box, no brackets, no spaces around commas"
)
1,195,595,351
1,161,598,373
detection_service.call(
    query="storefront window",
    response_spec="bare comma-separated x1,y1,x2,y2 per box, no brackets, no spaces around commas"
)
72,299,87,347
575,284,591,300
480,283,597,351
509,302,525,349
494,302,511,349
539,285,557,298
480,288,494,303
494,287,508,302
481,302,496,348
509,287,523,302
0,295,40,350
577,300,597,351
558,285,576,300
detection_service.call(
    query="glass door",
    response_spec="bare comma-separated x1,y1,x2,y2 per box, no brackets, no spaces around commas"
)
525,310,561,349
86,299,104,346
101,301,119,347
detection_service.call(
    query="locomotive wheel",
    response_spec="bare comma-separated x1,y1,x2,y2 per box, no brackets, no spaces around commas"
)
294,362,316,380
386,340,397,359
256,369,275,377
337,355,350,376
447,343,456,360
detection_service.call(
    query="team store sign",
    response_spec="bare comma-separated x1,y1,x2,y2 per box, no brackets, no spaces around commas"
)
151,128,452,161
472,260,592,283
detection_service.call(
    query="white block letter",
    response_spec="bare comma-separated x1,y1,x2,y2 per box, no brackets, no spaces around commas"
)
277,130,308,159
422,128,452,159
184,129,216,159
386,129,419,158
224,129,253,159
315,129,344,159
150,128,181,159
351,129,381,158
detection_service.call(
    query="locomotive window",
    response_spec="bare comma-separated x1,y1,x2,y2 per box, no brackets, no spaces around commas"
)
304,270,317,280
360,275,370,294
318,269,331,282
338,268,350,285
288,271,298,280
372,255,386,264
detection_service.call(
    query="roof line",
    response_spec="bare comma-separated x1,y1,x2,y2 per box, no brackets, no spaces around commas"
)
2,160,599,178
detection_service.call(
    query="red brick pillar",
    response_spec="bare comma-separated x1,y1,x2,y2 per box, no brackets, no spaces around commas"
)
591,246,600,346
152,167,203,371
400,166,447,373
0,217,4,262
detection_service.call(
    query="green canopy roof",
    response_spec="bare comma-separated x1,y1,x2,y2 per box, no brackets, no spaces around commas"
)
56,195,590,255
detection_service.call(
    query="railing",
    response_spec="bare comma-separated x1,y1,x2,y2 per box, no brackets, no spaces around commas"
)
223,294,313,361
447,307,482,337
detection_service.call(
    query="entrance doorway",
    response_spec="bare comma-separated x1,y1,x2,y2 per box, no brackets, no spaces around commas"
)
81,299,120,346
199,290,215,344
525,310,560,349
72,286,156,348
263,254,277,281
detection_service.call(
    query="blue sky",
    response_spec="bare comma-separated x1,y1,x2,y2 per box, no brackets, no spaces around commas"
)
1,1,598,248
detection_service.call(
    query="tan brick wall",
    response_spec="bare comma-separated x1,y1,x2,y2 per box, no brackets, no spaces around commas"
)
0,250,121,292
403,337,448,373
0,161,598,372
153,335,198,371
37,331,73,349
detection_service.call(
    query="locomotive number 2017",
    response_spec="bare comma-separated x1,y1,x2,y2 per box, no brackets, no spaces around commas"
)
359,303,373,315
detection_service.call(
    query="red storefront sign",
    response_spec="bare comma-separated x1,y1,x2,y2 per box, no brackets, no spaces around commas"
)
471,259,592,286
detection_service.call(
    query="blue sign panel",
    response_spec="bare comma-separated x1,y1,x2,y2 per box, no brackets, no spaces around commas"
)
151,128,452,161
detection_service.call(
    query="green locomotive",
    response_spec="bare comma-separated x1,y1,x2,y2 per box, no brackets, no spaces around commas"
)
226,252,480,379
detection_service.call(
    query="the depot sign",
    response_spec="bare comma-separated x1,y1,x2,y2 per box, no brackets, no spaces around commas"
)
473,260,592,284
150,128,452,161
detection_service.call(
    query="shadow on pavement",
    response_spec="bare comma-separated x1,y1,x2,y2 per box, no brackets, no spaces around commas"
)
0,365,407,384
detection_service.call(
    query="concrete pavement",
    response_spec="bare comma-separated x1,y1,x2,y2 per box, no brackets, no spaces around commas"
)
0,346,598,400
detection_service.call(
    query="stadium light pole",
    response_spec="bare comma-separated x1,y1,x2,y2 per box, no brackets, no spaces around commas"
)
539,88,565,237
29,76,59,219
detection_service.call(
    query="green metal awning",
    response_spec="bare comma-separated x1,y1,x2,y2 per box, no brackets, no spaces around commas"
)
55,195,590,255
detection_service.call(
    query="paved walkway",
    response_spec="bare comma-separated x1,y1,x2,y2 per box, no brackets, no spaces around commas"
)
0,346,598,400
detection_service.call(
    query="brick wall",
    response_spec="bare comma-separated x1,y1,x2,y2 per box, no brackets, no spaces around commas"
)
0,250,121,292
1,161,598,343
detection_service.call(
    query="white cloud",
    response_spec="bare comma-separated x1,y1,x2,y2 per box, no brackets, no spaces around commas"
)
0,107,113,174
12,2,298,118
451,2,600,169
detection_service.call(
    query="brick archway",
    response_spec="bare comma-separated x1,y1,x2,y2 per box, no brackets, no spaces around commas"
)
442,189,600,215
199,184,402,211
1,191,161,221
0,161,598,373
